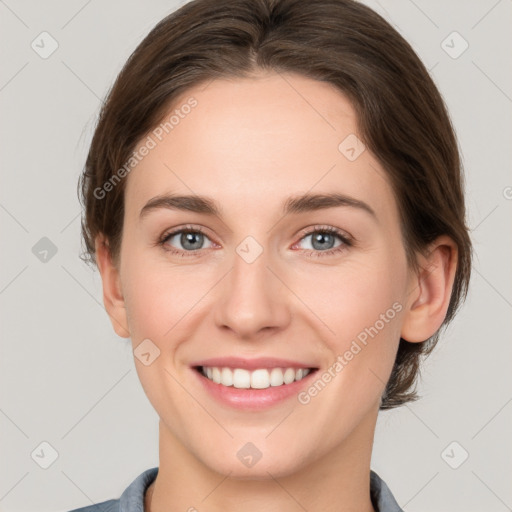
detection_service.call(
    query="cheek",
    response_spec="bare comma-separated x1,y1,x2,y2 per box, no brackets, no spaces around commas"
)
295,254,407,392
120,259,203,414
121,255,211,341
297,255,406,340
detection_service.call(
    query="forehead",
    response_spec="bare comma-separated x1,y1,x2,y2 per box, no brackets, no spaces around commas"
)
125,71,396,224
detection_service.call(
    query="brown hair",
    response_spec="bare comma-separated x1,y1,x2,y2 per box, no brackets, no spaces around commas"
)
78,0,472,409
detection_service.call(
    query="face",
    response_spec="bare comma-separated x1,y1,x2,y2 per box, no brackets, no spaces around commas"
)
110,71,416,477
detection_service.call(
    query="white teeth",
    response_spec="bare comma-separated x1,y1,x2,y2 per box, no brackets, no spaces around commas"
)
221,367,233,386
269,368,284,386
201,366,312,389
233,368,251,389
283,368,296,384
250,369,269,389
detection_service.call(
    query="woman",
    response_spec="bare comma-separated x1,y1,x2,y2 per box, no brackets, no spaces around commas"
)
71,0,472,510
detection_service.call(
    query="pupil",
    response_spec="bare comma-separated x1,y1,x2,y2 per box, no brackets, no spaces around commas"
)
312,232,334,250
182,232,203,250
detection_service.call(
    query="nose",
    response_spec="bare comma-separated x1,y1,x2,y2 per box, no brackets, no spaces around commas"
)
213,246,292,340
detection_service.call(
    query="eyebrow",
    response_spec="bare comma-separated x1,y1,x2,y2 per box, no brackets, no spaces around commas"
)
139,192,376,220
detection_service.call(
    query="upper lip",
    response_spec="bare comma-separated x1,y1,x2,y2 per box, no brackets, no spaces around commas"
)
191,357,318,371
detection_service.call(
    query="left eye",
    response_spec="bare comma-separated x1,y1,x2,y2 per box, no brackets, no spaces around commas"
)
296,230,345,251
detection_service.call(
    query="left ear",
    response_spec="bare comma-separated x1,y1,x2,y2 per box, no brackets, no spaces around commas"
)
401,235,458,343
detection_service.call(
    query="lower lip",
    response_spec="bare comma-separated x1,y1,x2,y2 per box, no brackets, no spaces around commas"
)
192,368,318,410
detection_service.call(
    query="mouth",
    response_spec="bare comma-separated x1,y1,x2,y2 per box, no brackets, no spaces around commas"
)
193,365,318,390
189,356,320,409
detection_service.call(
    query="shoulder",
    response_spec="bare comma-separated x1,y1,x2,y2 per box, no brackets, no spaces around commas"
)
370,470,404,512
67,499,119,512
65,467,158,512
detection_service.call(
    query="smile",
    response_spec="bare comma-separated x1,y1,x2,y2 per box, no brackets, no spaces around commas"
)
198,366,313,389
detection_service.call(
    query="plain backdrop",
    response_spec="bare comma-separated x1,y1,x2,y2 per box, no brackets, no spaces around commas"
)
0,1,511,511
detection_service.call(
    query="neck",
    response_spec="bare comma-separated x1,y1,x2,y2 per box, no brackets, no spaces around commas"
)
147,410,378,512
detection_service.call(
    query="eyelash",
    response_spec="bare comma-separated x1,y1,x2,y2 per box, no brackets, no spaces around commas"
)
157,224,353,259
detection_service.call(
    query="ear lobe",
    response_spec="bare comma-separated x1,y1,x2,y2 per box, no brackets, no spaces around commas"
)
401,236,458,343
95,235,130,338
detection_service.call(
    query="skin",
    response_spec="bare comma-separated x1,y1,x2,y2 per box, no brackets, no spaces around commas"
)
95,70,458,512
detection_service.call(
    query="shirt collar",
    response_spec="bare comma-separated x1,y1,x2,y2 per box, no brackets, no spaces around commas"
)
119,467,403,512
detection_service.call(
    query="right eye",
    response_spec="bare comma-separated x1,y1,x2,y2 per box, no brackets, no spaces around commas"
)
159,226,216,257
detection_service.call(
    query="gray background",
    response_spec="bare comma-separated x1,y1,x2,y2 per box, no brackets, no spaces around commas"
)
0,0,511,511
